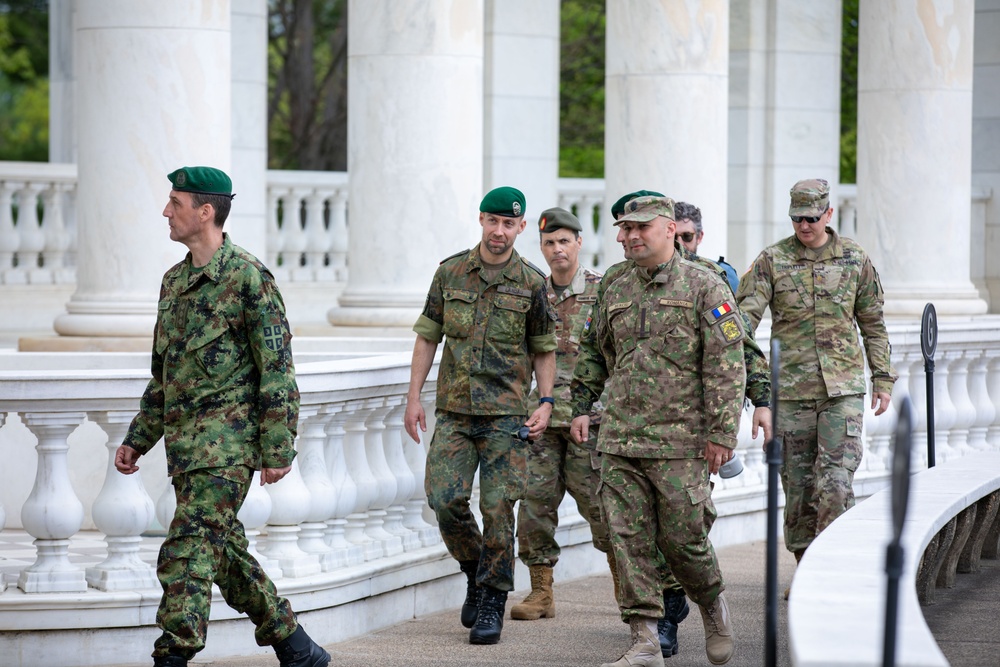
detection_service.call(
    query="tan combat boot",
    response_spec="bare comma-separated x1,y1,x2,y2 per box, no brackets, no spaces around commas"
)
607,550,623,606
699,592,734,665
510,565,555,620
600,617,664,667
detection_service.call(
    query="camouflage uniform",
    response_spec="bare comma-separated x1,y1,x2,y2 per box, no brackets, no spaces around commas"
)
413,244,557,591
736,226,896,554
124,234,298,660
517,265,609,567
571,252,746,619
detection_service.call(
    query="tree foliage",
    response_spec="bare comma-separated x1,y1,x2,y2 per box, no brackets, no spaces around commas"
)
559,0,605,178
267,0,348,171
840,0,859,184
0,0,49,162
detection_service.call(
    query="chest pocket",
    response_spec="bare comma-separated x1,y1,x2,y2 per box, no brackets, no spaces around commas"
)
650,301,698,362
489,293,530,344
814,265,845,302
154,299,173,356
774,274,809,313
442,288,478,339
185,303,238,379
607,301,636,356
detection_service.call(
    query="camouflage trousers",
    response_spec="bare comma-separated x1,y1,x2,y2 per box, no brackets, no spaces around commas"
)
516,425,610,566
425,410,527,591
600,453,723,621
153,467,296,660
779,395,865,554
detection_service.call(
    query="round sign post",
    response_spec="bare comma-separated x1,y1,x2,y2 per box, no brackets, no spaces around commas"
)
920,303,938,468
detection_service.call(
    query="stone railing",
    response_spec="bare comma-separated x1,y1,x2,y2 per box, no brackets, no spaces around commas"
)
789,451,1000,667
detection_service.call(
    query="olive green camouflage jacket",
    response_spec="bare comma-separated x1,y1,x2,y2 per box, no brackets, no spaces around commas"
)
528,264,603,428
413,244,557,416
124,234,299,476
735,227,896,399
572,252,746,457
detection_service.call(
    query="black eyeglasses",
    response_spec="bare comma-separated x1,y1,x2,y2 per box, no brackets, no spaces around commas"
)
676,231,696,243
791,215,823,224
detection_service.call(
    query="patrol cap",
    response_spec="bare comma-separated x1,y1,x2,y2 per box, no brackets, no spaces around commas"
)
168,166,235,199
610,189,665,219
480,186,526,218
538,207,582,234
788,178,830,217
614,195,676,225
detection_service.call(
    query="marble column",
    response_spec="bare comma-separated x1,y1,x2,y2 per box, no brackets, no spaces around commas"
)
728,0,843,271
604,1,729,265
857,0,985,316
229,0,269,260
484,0,560,270
54,1,232,337
974,1,1000,312
330,0,484,327
48,0,76,163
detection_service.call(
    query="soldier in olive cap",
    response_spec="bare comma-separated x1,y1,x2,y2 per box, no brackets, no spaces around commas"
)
571,196,743,667
115,167,330,667
736,178,896,597
508,207,614,622
404,186,557,645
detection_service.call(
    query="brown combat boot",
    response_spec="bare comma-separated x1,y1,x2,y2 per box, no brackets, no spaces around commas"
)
699,592,734,665
600,617,664,667
510,564,555,620
607,550,623,606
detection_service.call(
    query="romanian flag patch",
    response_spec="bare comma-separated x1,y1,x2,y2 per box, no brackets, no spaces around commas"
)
710,302,734,320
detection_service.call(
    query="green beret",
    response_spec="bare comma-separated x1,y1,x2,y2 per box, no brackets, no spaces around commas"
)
614,195,676,225
538,207,582,234
610,189,665,219
788,178,830,217
480,186,526,217
168,166,235,198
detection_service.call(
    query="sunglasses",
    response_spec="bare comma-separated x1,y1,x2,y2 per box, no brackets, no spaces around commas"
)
676,231,696,243
791,215,823,224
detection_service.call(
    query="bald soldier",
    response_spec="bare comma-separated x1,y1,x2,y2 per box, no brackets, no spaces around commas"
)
404,186,557,646
509,207,613,622
572,196,744,667
736,178,896,594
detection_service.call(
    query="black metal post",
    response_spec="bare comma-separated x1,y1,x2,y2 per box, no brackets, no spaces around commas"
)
765,339,782,667
883,397,914,667
920,304,937,468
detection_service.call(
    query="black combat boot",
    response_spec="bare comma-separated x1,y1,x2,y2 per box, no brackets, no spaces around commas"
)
273,625,331,667
657,590,691,657
459,559,481,628
152,656,188,667
469,586,508,645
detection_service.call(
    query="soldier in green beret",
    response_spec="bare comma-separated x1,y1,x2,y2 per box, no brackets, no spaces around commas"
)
570,196,742,667
115,166,329,667
736,178,897,598
404,186,558,645
507,207,616,623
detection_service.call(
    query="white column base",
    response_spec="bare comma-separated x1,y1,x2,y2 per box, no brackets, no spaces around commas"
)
883,287,988,317
85,536,158,591
18,540,88,593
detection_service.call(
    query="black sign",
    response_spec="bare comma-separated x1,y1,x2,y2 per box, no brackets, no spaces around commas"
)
920,303,937,362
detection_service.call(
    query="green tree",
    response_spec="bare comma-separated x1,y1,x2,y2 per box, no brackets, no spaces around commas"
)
267,0,348,171
840,0,859,184
559,0,605,178
0,0,49,162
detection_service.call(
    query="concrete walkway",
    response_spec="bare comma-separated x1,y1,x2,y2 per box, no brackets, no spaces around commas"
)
118,540,799,667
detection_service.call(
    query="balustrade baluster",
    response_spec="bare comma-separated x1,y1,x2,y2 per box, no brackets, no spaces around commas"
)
295,409,338,570
18,411,87,593
261,428,322,577
904,351,930,469
85,411,157,591
328,191,348,281
580,196,602,270
15,183,45,281
304,190,335,280
363,398,404,557
0,182,19,281
966,350,995,451
266,188,285,274
237,471,282,581
323,403,364,566
862,370,894,479
985,350,1000,448
283,189,309,282
0,414,5,592
382,397,422,551
401,391,439,545
945,349,975,455
931,353,959,463
342,400,383,560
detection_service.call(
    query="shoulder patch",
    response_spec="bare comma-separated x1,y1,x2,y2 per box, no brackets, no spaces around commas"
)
440,248,470,265
520,257,547,278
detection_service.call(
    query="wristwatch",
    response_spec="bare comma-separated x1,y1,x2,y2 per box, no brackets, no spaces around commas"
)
538,397,555,406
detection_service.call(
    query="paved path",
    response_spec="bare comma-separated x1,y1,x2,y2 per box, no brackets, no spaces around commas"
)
120,540,799,667
921,555,1000,667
